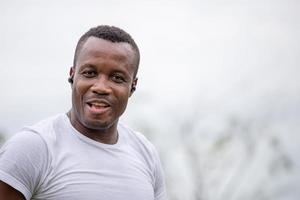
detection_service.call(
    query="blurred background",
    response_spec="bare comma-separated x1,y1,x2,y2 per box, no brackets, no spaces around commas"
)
0,0,299,199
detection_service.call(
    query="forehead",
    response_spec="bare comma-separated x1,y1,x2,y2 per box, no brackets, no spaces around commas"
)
76,36,136,67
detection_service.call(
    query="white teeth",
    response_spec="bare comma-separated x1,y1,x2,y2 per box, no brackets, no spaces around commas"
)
91,102,108,107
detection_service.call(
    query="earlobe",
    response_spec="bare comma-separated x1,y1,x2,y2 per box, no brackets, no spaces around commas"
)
68,77,74,84
68,67,75,84
130,86,136,93
129,78,138,97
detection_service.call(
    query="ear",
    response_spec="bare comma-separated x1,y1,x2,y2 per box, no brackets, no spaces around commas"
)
129,77,138,97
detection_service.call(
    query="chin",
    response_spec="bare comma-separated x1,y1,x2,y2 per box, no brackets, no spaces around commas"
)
83,119,114,131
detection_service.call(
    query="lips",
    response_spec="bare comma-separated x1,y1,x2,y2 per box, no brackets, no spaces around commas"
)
86,99,111,114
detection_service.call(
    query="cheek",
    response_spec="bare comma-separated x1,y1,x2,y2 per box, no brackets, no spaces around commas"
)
71,89,80,115
72,83,87,109
114,89,129,106
119,91,131,109
73,80,90,97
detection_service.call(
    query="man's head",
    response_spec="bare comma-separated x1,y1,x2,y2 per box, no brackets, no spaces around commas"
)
68,25,140,142
73,25,140,78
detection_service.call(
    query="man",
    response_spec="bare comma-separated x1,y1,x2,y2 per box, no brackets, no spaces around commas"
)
0,25,167,200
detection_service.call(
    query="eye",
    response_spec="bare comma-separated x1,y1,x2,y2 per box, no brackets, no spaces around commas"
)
111,74,126,83
82,70,97,78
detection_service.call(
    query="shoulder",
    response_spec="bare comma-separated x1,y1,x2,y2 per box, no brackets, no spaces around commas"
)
0,113,68,170
21,113,67,140
118,122,159,166
1,128,47,157
21,114,67,146
0,121,53,169
0,117,60,200
118,122,156,151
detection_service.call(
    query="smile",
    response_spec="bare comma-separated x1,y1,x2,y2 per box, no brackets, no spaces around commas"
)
86,100,111,114
87,102,109,108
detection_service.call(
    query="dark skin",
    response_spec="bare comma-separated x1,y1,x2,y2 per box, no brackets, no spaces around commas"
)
68,37,137,144
0,37,138,198
0,181,25,200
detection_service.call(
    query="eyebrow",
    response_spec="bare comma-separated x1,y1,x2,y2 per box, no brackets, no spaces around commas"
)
78,64,94,70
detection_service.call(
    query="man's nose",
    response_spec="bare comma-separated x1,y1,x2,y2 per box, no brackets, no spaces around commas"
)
90,76,112,95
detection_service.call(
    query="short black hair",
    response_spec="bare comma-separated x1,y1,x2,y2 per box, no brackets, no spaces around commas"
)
73,25,140,77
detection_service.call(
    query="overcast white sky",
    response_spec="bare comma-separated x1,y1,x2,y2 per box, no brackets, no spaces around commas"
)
0,0,299,137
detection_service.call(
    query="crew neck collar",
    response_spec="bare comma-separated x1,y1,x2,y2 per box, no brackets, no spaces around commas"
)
62,113,124,148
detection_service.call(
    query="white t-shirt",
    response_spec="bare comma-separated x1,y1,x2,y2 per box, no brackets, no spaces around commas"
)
0,114,167,200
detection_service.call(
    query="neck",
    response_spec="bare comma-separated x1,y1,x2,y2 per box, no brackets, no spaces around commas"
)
67,111,119,144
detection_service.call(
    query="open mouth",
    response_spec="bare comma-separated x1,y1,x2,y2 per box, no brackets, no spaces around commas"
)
87,102,110,108
86,100,111,114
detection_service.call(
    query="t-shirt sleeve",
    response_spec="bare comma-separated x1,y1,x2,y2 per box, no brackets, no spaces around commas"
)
153,148,168,200
0,130,49,200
